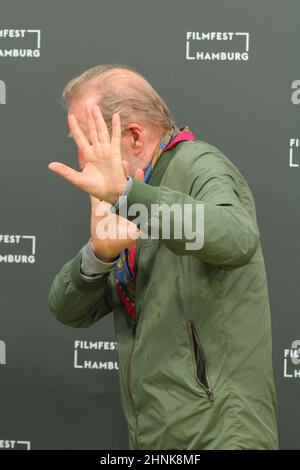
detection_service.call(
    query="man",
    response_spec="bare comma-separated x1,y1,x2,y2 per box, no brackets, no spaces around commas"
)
48,64,278,450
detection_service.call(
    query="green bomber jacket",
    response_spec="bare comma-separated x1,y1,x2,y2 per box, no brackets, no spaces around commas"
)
48,140,278,450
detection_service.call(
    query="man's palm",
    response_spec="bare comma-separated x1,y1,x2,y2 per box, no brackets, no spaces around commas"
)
48,104,127,204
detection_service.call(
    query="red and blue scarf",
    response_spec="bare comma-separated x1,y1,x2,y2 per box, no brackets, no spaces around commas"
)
114,125,196,321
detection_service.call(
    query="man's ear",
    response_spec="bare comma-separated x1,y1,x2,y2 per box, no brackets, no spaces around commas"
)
126,123,144,154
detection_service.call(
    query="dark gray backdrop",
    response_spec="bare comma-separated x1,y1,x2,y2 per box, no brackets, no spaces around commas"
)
0,0,299,450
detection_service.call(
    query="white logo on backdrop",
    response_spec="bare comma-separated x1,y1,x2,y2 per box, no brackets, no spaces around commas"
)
0,79,6,104
74,340,119,371
0,340,6,365
284,340,300,378
0,235,36,263
0,440,31,450
289,83,299,167
291,80,300,105
289,139,299,168
186,31,249,61
0,29,41,58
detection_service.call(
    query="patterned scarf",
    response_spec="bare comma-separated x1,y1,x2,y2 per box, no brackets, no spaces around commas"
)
114,125,197,321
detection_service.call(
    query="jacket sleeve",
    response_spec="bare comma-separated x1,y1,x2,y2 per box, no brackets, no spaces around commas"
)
116,151,260,269
48,248,113,328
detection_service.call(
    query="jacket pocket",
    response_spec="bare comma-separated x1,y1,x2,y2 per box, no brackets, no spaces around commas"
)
187,320,215,405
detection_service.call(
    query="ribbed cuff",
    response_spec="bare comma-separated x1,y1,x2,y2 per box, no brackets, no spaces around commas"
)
80,239,118,279
70,251,110,291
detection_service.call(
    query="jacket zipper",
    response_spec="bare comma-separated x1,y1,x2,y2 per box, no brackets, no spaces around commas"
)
126,237,142,448
127,320,139,449
187,320,215,405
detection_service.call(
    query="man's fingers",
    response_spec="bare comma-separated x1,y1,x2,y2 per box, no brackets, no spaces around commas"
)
85,105,99,146
89,194,100,207
127,222,141,240
92,105,110,144
111,112,121,155
89,195,112,213
134,168,144,181
48,162,83,188
78,149,86,170
95,200,113,218
90,196,111,221
68,113,90,151
122,160,129,178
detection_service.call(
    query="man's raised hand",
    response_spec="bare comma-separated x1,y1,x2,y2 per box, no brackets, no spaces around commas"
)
48,104,128,204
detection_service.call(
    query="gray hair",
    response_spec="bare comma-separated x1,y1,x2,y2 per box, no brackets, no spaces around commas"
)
62,64,175,134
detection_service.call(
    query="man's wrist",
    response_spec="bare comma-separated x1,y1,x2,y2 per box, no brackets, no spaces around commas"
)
112,176,133,212
80,239,118,277
90,241,119,263
109,176,130,204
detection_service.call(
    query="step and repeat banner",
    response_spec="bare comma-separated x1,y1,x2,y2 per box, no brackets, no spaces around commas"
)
0,0,299,450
